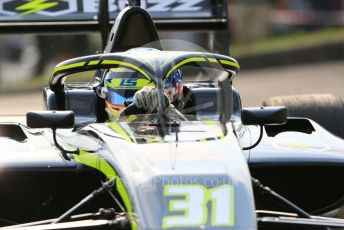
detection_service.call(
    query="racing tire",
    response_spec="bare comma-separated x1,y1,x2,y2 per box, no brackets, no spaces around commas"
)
263,94,344,139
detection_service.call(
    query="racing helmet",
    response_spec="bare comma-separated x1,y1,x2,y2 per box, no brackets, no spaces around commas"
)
104,67,154,116
164,69,183,103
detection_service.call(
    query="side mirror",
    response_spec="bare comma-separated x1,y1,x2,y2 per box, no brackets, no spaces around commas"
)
27,111,74,129
218,74,233,125
242,106,287,126
26,111,77,160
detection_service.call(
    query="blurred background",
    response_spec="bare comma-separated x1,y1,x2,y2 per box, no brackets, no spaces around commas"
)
0,0,344,115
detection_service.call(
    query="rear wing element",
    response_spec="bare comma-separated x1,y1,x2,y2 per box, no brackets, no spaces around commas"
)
0,0,229,53
0,0,228,31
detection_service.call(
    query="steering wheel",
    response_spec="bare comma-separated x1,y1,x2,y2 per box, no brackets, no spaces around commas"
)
119,103,145,117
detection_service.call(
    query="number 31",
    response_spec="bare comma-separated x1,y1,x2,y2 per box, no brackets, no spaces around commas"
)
163,185,235,229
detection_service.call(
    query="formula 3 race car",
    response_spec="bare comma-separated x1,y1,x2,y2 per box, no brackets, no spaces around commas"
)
1,1,344,230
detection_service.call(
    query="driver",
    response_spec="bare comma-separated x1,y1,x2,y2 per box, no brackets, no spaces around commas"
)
103,67,193,118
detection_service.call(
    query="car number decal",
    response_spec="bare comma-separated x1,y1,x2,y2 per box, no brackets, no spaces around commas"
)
163,184,235,229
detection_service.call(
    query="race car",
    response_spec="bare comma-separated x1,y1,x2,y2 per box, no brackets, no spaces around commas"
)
1,1,344,230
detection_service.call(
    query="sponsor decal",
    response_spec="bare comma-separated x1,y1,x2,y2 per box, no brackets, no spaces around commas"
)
16,0,58,15
0,0,77,16
84,0,205,13
0,0,208,17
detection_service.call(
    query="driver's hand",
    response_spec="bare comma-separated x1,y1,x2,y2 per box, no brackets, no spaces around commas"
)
134,86,159,112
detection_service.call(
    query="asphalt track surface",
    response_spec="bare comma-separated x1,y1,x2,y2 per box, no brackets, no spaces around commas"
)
0,60,344,116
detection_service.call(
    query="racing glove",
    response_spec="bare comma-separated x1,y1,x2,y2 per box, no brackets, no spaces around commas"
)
134,86,160,112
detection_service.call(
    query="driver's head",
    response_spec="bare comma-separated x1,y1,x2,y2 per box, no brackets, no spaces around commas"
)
104,67,154,116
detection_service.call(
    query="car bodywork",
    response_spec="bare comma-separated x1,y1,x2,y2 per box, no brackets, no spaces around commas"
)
1,1,344,230
0,49,257,229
